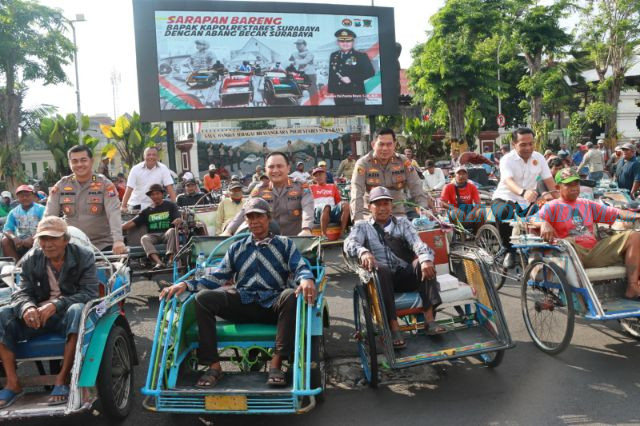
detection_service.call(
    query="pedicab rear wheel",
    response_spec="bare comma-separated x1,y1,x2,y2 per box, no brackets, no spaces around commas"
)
353,284,378,388
475,224,507,290
97,325,134,420
477,349,505,368
619,318,640,339
310,329,327,403
521,260,574,355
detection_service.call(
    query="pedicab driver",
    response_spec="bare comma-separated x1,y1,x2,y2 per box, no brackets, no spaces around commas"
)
344,186,444,350
351,128,433,222
0,217,98,407
160,198,316,387
534,168,640,300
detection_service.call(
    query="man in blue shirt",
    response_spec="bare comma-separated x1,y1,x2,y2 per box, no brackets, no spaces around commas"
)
159,198,317,388
1,185,45,261
615,143,640,198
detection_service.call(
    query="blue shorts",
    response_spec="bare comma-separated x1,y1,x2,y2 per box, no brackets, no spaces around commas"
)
0,303,84,354
314,205,342,224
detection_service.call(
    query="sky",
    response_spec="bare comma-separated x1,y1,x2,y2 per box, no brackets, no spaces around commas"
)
25,0,444,119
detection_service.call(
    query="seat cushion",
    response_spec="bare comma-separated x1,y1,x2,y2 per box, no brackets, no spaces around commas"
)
15,333,66,360
186,321,277,343
394,285,476,312
585,265,627,282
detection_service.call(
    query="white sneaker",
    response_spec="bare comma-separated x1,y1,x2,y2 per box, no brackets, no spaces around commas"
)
503,252,515,269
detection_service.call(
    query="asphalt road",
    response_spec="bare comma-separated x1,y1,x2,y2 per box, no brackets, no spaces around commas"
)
17,247,640,426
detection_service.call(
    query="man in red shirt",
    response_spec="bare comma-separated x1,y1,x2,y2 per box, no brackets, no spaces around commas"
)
310,167,350,238
537,168,640,299
203,165,222,192
440,166,483,232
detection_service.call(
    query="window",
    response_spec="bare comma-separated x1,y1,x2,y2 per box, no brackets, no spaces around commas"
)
43,161,49,171
31,162,37,178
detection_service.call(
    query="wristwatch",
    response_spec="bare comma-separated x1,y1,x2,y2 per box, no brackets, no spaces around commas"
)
520,189,526,197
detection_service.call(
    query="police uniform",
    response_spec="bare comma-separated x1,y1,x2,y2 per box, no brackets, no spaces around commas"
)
328,29,375,106
45,174,123,250
350,152,430,222
225,179,314,236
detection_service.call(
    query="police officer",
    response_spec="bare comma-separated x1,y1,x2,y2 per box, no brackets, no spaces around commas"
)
223,152,314,236
351,128,432,222
45,145,126,254
189,39,216,71
327,29,375,106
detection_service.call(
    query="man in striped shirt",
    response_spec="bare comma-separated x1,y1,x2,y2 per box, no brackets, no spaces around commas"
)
159,197,316,388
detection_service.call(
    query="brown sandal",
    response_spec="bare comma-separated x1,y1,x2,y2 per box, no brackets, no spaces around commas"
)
426,321,447,336
195,369,223,388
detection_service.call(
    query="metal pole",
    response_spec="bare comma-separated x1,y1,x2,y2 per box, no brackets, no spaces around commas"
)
166,121,177,172
497,38,502,117
70,22,83,143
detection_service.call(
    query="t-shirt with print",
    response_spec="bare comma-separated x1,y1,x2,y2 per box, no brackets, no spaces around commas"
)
538,198,620,249
440,182,480,208
3,203,45,239
133,200,180,234
310,183,341,209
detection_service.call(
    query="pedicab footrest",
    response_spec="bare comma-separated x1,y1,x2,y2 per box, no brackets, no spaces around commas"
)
394,285,476,312
186,321,277,343
15,333,66,360
585,266,627,282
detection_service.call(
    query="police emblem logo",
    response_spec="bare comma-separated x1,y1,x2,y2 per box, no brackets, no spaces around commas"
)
292,209,301,216
357,167,365,176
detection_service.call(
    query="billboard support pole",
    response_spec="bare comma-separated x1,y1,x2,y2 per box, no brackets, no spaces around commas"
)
165,121,177,172
368,115,376,141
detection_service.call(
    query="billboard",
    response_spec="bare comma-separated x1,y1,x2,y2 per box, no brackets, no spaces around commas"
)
133,0,399,122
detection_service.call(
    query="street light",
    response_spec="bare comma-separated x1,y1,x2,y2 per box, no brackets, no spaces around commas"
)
63,14,86,143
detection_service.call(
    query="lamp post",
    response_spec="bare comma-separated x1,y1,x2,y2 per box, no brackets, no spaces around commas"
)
64,14,86,143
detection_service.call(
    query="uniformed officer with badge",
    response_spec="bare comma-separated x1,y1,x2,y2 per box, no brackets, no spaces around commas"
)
350,128,433,222
45,145,126,254
327,29,375,106
222,152,314,236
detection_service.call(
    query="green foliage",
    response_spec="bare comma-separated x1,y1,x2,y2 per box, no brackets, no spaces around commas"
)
585,101,615,128
375,115,404,132
238,120,275,130
100,112,166,171
463,101,483,150
531,118,554,151
404,116,442,159
567,112,588,146
35,113,99,177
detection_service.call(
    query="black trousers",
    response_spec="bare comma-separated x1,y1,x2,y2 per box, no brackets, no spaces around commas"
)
491,199,539,251
376,259,442,323
194,288,297,364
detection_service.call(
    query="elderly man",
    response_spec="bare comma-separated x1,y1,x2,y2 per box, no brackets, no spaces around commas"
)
160,198,316,387
121,146,176,212
0,217,98,407
337,153,356,180
351,128,432,222
577,142,605,182
215,181,245,234
536,168,640,300
176,179,205,207
615,143,640,197
225,152,314,236
422,160,446,192
46,145,126,254
345,187,444,348
289,161,310,183
203,164,222,193
2,185,45,261
122,184,182,269
252,165,263,182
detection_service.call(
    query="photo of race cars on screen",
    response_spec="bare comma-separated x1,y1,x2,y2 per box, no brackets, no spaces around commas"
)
155,11,383,110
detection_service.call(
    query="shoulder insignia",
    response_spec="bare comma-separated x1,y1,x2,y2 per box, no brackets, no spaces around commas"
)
357,166,365,176
250,188,260,197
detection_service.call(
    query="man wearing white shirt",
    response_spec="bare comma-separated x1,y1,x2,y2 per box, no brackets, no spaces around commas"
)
491,128,556,266
121,146,177,212
289,161,311,183
422,160,446,192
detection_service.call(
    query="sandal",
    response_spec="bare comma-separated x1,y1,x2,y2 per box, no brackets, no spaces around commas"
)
426,321,447,336
152,263,166,271
0,388,23,409
267,368,287,387
391,329,407,349
195,369,223,388
47,384,69,406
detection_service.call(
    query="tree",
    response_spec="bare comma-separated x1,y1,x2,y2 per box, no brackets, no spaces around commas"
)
100,112,167,171
0,0,74,189
238,120,275,130
577,0,640,140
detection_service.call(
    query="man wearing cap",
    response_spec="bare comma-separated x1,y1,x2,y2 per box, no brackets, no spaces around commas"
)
337,153,357,180
203,164,222,192
2,185,45,261
159,197,317,387
224,152,314,237
492,128,556,267
310,167,350,238
327,28,375,106
536,168,640,300
607,145,623,174
122,146,176,212
345,186,445,347
46,145,126,254
289,161,310,183
215,181,245,234
557,143,570,158
188,39,216,71
252,165,263,182
122,184,182,269
317,160,334,183
422,160,446,192
615,143,640,197
0,216,98,407
577,141,605,182
289,39,317,98
440,166,483,232
597,139,609,164
351,128,432,222
176,179,205,207
247,173,269,193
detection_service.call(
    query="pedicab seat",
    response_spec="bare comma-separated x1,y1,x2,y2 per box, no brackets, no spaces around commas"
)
585,265,627,282
14,333,66,360
394,284,476,312
186,321,277,344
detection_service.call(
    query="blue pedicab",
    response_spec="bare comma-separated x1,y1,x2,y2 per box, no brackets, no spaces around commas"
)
141,235,329,415
0,227,137,420
346,225,513,387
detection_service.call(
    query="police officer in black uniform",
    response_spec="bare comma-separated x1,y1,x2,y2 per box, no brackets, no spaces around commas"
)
327,29,375,106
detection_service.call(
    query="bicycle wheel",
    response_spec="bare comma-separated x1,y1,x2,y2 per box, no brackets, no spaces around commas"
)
353,284,378,388
477,349,505,368
521,260,575,355
475,224,507,290
619,318,640,340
